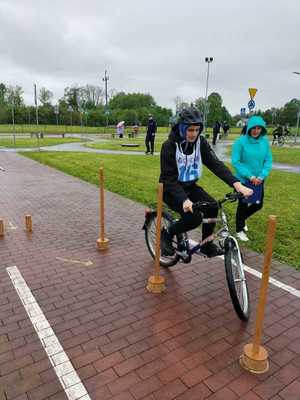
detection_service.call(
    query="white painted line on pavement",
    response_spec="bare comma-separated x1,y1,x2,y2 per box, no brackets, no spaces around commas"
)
243,264,300,298
6,266,92,400
217,255,300,298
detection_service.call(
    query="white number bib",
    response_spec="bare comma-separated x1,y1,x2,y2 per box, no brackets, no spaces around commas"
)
175,139,202,182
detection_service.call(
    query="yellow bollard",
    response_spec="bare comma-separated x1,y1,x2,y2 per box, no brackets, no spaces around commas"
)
147,183,166,293
96,167,109,250
25,215,33,233
0,219,4,237
240,215,277,374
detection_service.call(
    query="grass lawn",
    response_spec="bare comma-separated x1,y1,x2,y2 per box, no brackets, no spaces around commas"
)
22,151,300,269
0,124,171,135
0,124,108,134
226,145,300,166
270,147,300,165
0,137,85,148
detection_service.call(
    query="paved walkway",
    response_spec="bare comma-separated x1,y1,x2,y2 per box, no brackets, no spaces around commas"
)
1,140,299,174
0,152,300,400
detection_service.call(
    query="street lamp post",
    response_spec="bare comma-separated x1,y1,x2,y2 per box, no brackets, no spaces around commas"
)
54,104,59,126
33,83,40,151
68,106,73,130
204,57,213,134
79,107,84,138
11,98,16,149
292,72,300,143
102,70,109,131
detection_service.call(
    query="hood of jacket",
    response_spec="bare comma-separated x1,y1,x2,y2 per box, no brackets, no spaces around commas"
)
168,126,201,155
246,116,267,136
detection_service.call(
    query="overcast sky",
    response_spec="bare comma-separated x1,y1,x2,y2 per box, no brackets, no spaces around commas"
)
0,0,299,114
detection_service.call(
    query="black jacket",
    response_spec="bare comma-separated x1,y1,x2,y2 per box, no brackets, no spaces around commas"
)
146,119,157,136
213,121,221,134
159,129,239,203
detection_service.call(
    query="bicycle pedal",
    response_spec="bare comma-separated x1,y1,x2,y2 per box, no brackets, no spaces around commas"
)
177,250,191,263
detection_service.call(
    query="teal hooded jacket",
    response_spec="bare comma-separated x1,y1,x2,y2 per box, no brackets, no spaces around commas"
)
232,116,272,183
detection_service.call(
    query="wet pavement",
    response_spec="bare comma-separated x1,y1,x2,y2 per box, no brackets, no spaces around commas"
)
1,151,300,400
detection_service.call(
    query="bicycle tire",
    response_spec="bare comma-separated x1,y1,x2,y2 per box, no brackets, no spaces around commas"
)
144,211,180,268
224,236,250,320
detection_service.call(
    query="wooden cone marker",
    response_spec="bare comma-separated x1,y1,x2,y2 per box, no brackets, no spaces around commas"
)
0,219,4,237
25,215,33,233
147,183,166,293
240,215,277,374
96,167,109,250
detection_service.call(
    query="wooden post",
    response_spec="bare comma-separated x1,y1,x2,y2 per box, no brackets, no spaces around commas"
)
25,215,33,233
96,167,109,250
0,219,4,237
147,183,166,293
240,215,277,374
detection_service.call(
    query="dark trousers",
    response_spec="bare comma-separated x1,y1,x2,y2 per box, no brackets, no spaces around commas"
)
145,135,155,153
235,188,264,232
212,131,219,145
164,185,218,240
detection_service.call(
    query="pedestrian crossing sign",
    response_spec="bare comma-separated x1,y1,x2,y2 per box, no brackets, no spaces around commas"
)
248,88,257,99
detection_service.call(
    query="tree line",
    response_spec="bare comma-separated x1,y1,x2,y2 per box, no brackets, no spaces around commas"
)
0,82,299,127
0,83,172,127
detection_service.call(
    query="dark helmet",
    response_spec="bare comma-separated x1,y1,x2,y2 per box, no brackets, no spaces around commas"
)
174,107,203,127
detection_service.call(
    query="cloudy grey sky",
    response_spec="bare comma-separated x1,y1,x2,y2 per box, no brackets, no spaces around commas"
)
0,0,299,114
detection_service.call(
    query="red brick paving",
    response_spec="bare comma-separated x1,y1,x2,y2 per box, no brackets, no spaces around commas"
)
0,152,300,400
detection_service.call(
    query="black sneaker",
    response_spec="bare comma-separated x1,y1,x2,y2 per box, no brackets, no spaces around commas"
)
161,228,175,256
200,241,224,258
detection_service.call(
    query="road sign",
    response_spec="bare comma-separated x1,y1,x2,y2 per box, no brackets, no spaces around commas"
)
248,88,257,99
240,107,246,116
248,99,255,110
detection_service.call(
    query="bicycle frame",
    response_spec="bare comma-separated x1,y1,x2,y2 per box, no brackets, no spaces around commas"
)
174,194,240,261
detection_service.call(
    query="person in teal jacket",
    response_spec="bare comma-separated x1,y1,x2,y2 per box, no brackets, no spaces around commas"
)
232,115,272,241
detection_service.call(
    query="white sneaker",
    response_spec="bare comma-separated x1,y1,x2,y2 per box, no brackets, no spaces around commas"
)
236,231,249,241
244,225,248,232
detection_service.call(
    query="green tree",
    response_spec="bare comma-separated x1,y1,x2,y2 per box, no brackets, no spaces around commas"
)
64,86,80,110
0,83,7,104
207,92,223,126
279,99,300,125
109,92,156,110
39,87,53,106
5,85,24,106
195,97,206,117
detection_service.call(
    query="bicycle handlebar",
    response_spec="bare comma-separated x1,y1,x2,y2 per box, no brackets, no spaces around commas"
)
192,192,244,212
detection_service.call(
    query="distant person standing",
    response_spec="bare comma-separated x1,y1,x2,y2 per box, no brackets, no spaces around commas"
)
241,123,247,135
272,124,283,145
116,121,125,138
222,121,230,137
212,120,221,145
145,114,157,155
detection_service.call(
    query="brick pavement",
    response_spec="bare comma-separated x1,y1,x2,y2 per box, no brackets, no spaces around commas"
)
0,152,299,400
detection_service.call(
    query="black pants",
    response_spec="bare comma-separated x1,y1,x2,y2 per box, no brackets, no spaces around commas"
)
212,131,219,145
145,135,155,153
235,188,264,232
164,185,218,240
